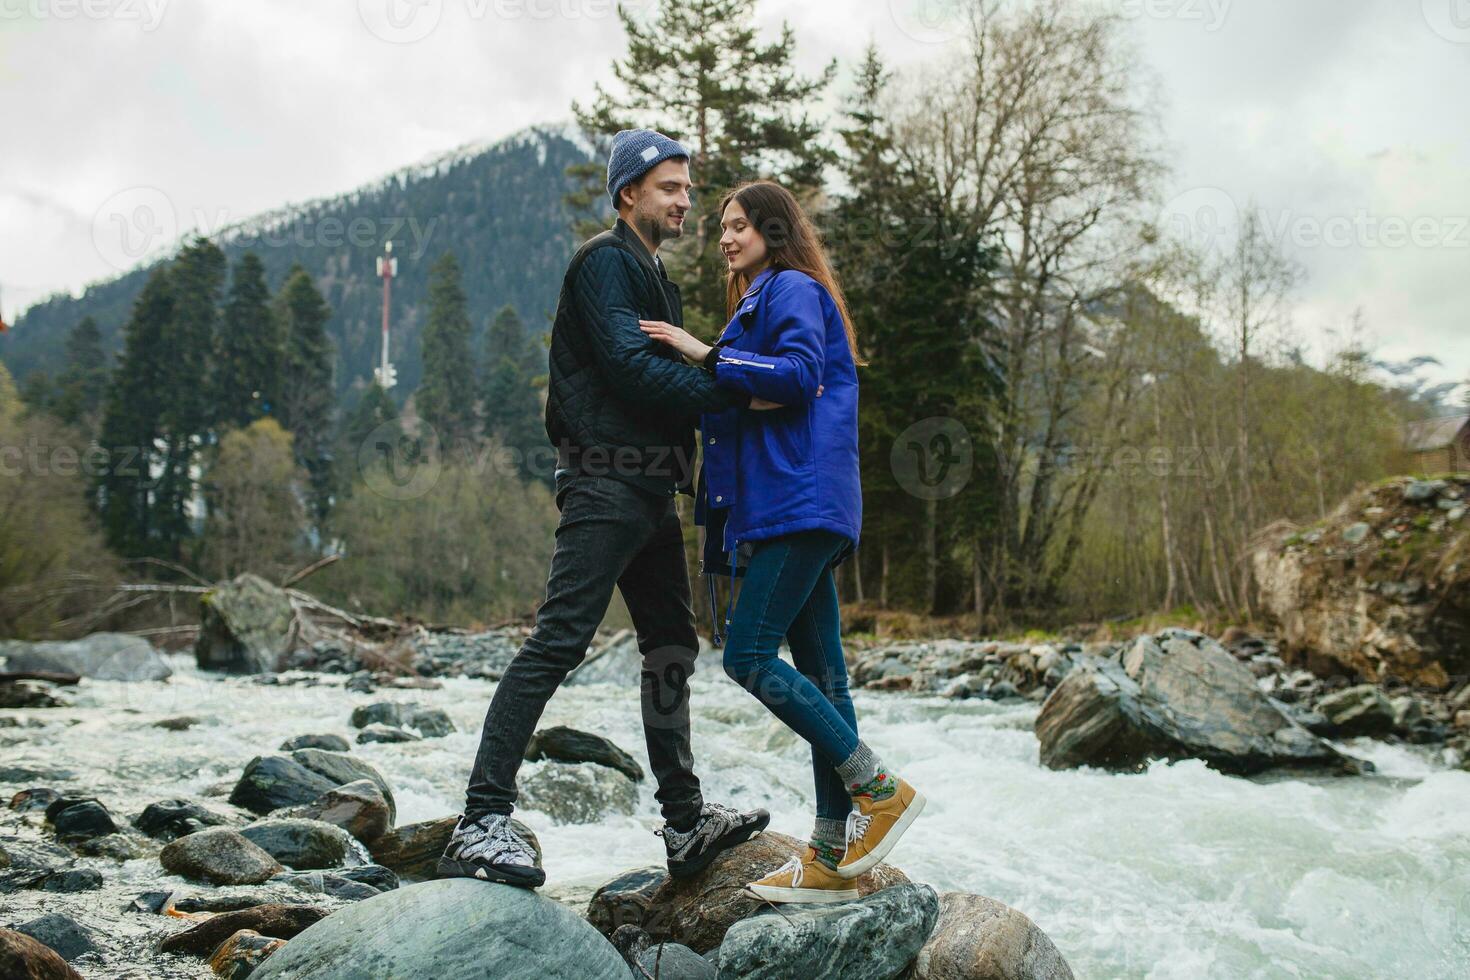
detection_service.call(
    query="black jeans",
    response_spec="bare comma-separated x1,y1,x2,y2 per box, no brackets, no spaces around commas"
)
463,473,704,828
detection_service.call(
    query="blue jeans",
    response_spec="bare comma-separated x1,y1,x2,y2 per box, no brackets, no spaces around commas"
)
721,529,857,822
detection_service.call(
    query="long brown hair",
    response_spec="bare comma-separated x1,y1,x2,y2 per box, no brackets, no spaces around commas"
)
720,181,866,366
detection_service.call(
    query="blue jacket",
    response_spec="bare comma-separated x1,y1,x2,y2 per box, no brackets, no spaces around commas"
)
695,267,862,639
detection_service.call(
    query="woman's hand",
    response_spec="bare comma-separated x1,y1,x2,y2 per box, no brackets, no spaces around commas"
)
638,320,711,363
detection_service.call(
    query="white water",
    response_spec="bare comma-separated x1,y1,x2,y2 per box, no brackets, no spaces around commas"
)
5,656,1469,979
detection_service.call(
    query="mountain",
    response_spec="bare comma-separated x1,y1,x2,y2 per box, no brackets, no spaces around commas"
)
0,124,602,405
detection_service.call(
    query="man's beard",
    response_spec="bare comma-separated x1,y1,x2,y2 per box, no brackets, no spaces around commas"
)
639,209,685,246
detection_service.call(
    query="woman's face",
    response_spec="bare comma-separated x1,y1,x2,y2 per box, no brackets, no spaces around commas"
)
719,200,769,277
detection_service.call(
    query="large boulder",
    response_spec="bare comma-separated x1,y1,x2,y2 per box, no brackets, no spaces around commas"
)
1252,477,1470,687
195,572,296,674
0,927,84,979
367,815,542,882
627,831,910,954
0,632,172,681
290,749,397,824
157,904,329,957
526,725,645,782
160,827,284,885
718,883,939,980
239,818,365,870
911,892,1075,979
250,879,628,979
519,761,638,824
1035,631,1365,775
230,756,338,815
272,780,391,844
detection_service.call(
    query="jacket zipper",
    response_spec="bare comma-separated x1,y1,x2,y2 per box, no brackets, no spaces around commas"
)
717,356,776,370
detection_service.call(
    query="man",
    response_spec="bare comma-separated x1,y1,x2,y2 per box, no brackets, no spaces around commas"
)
439,129,769,887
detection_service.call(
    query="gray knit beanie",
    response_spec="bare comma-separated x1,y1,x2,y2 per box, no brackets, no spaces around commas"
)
606,128,690,205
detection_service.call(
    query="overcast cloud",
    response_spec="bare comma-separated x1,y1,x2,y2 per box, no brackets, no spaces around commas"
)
2,0,1466,391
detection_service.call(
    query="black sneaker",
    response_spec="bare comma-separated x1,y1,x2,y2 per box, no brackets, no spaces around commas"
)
436,813,546,888
657,801,769,879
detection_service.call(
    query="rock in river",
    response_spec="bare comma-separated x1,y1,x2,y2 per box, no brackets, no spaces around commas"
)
160,827,284,885
279,734,350,753
1314,684,1396,737
289,749,397,824
518,761,637,824
157,904,328,957
239,818,365,870
271,779,391,845
1034,630,1365,775
44,798,118,842
911,892,1075,980
525,725,645,782
195,572,295,674
250,879,629,979
618,832,909,954
717,883,939,980
0,926,84,979
229,756,338,815
0,632,173,681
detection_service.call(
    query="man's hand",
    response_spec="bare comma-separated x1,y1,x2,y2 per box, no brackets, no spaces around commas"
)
638,319,711,363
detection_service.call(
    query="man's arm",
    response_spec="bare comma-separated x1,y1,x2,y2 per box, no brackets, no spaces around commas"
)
573,248,747,414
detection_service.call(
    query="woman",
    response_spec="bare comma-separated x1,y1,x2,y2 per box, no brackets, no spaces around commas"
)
639,181,924,903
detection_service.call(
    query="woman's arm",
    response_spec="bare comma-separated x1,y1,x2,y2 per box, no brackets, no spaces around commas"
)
705,275,826,405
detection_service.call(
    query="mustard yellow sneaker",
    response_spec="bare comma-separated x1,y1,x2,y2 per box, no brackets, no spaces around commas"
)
742,847,860,904
835,777,925,878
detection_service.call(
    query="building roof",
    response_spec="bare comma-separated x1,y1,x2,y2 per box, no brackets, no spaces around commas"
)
1403,414,1470,453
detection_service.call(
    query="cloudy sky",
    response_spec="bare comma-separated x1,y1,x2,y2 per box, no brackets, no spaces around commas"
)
3,0,1466,392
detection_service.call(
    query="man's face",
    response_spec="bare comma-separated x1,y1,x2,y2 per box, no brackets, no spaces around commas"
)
621,158,692,244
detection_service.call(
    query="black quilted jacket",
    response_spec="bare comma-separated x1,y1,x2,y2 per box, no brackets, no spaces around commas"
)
545,219,747,498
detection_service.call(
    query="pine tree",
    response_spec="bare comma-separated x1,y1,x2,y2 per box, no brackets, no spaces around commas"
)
275,264,337,529
215,253,284,431
96,267,174,557
417,252,478,455
829,46,1001,614
480,304,545,481
153,237,226,557
53,316,109,431
17,370,56,417
336,381,401,502
571,0,835,333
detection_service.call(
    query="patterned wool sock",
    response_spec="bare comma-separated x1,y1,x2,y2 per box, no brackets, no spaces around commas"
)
835,742,897,801
810,817,847,870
